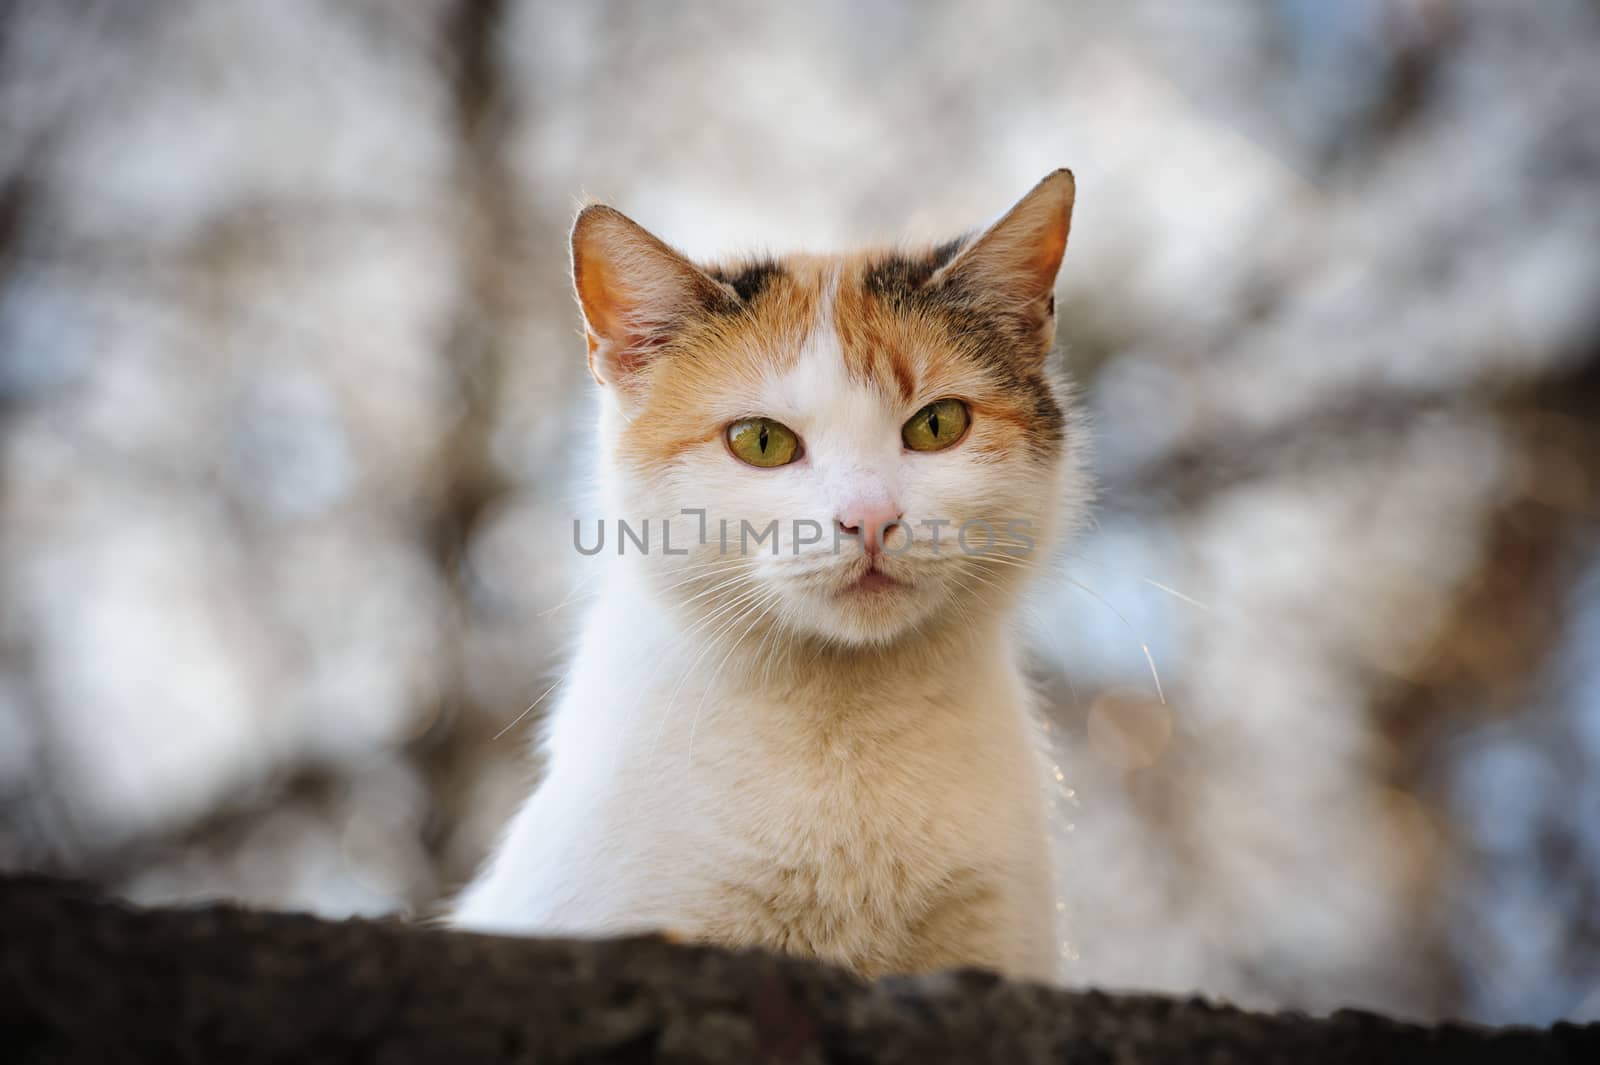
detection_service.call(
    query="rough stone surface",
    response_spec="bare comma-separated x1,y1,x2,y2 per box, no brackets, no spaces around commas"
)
1,876,1596,1064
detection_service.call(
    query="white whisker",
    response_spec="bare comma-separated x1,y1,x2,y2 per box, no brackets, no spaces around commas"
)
1061,574,1168,706
493,672,568,741
686,591,780,779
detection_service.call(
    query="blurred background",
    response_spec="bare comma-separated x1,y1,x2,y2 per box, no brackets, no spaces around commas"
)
2,0,1598,1026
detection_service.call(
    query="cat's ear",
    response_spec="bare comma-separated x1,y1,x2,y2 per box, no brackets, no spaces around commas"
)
934,169,1075,340
571,204,731,396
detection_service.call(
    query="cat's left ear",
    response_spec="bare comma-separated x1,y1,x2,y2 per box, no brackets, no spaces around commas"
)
934,169,1075,350
571,204,733,399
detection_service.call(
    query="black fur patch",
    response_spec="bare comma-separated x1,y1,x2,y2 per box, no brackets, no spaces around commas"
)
708,259,785,304
930,235,968,269
862,238,967,303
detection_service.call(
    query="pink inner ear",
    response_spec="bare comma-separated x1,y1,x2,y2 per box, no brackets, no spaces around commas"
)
1026,220,1070,298
610,331,672,381
573,253,628,344
584,309,680,389
574,251,661,388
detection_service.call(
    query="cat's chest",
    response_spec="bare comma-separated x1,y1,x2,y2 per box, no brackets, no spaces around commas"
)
623,658,1024,841
545,641,1049,970
686,749,977,963
674,688,1004,873
577,626,1035,872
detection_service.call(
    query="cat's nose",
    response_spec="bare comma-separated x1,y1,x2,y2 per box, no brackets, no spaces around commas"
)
836,501,904,554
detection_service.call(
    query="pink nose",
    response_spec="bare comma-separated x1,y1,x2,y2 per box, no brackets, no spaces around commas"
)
836,500,904,553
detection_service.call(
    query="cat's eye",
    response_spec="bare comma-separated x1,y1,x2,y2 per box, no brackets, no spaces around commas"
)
726,418,802,468
902,398,970,452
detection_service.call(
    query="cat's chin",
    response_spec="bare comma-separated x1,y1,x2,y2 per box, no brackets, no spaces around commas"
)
778,567,955,647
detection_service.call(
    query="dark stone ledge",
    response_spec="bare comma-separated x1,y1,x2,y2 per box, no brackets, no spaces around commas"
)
1,875,1594,1064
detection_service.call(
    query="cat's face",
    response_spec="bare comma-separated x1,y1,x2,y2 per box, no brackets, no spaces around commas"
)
574,171,1083,647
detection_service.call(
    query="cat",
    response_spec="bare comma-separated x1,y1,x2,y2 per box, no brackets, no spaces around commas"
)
451,170,1086,983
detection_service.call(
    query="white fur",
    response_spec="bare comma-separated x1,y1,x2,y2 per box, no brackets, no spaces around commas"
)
453,291,1079,982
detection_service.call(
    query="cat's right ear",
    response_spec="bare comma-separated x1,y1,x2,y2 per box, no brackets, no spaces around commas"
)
930,169,1074,359
571,205,730,399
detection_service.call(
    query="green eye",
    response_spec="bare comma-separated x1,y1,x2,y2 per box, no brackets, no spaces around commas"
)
902,398,970,452
726,418,802,468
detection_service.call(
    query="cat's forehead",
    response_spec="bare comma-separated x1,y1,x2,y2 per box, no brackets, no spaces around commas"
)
703,244,965,317
696,244,975,403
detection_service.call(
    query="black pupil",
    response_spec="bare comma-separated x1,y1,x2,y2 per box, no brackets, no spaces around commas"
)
758,424,768,453
929,410,940,437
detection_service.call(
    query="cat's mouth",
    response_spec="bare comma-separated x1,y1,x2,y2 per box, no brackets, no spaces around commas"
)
838,560,907,596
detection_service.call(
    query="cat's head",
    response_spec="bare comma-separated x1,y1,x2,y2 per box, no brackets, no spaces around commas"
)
572,171,1085,647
